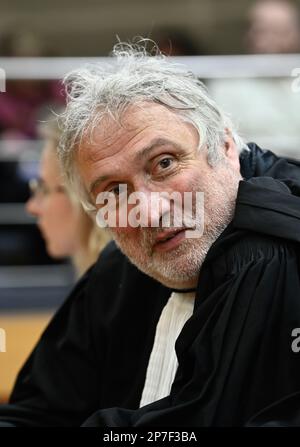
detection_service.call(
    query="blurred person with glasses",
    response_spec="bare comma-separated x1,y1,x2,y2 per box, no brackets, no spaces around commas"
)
26,114,110,277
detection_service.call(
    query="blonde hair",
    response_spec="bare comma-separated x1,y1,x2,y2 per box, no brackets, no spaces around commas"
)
39,114,111,276
72,207,111,276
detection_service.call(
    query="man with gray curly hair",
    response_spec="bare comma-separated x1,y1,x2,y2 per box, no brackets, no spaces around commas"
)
1,41,300,427
58,42,246,290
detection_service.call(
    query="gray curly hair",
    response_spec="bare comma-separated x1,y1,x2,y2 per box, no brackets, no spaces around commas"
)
58,39,248,212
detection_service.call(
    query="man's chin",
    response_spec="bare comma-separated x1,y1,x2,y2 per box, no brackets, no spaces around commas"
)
113,237,200,289
156,276,198,290
140,260,200,290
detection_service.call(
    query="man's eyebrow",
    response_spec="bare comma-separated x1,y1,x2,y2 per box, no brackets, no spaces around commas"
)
89,138,180,195
134,137,179,162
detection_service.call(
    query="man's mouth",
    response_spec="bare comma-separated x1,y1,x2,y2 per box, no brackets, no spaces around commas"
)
153,228,187,252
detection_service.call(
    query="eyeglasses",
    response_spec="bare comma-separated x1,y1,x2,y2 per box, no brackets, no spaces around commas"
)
29,178,66,198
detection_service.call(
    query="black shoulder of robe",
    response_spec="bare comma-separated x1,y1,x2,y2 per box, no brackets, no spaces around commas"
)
241,142,300,194
0,243,170,426
0,144,300,427
83,176,300,427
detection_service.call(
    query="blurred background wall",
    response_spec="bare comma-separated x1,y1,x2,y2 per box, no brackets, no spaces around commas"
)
0,0,258,56
0,0,299,56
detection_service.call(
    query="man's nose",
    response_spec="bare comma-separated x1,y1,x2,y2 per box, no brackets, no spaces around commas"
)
126,184,172,228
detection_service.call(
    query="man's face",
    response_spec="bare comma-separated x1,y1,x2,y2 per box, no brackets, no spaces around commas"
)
77,103,242,289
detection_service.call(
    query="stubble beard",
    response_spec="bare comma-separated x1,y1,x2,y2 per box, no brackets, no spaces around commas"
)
111,165,242,289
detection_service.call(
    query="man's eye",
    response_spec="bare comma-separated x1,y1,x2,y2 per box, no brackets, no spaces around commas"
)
157,157,174,171
109,185,120,196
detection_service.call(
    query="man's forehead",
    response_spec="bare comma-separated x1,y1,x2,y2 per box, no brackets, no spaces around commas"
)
77,103,186,162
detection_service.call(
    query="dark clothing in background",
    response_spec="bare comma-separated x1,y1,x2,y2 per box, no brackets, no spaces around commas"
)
0,143,300,427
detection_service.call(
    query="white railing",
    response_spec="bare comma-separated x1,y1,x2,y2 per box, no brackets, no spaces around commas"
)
0,54,299,79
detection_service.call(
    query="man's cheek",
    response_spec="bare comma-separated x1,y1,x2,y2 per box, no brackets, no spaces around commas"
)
109,226,137,239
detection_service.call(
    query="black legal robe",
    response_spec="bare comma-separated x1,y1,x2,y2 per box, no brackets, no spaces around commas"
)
0,144,300,427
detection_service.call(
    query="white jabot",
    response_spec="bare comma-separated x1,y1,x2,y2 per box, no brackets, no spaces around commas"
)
140,291,195,407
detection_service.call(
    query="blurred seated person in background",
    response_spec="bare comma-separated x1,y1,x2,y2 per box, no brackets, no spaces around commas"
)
209,0,300,159
26,114,110,277
0,29,64,149
245,0,300,54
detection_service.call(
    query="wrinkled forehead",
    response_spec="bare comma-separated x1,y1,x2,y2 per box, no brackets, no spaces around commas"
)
76,102,193,164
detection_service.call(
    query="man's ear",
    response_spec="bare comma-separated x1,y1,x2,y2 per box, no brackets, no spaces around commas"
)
223,128,241,173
